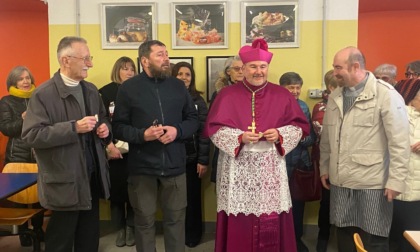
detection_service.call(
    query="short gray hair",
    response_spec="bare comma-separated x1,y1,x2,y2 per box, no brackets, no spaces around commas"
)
373,64,397,78
57,36,87,62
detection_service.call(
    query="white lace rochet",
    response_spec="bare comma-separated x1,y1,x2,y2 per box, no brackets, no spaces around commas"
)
211,125,302,217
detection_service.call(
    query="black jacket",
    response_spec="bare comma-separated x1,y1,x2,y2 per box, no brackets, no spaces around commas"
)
185,94,210,165
99,82,119,116
0,95,35,164
112,72,198,177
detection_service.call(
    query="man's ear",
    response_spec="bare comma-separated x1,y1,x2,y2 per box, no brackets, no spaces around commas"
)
141,56,148,68
353,61,361,71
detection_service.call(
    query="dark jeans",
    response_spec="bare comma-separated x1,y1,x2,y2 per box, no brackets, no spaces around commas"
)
44,177,100,252
109,156,133,229
292,199,305,239
185,161,203,245
318,186,331,241
389,199,420,252
336,226,389,252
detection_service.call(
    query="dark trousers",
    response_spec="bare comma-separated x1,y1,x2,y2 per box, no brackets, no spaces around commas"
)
336,226,389,252
389,199,420,252
317,186,331,241
292,199,305,239
109,156,133,229
185,162,203,245
128,173,187,252
44,177,100,252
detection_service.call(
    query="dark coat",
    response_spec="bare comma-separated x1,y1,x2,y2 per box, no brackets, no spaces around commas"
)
0,95,35,164
112,72,198,177
22,71,111,211
185,94,210,165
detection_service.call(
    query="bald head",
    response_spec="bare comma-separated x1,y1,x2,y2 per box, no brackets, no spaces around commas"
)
333,46,367,87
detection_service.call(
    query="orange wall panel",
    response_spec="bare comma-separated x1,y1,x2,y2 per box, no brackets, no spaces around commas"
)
358,11,420,81
0,2,49,98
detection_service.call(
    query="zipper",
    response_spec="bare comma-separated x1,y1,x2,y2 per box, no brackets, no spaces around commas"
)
9,138,14,159
155,79,166,175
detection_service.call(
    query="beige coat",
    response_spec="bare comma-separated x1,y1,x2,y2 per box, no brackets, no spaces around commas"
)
397,106,420,201
319,72,410,193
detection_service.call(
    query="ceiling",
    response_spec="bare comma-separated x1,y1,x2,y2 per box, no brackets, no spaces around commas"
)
359,0,420,13
4,0,420,14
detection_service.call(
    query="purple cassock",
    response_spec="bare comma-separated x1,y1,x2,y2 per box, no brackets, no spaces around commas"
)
204,80,310,252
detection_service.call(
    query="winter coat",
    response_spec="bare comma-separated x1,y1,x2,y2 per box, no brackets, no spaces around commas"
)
319,73,410,192
112,72,198,177
22,71,111,211
0,95,35,164
185,94,210,165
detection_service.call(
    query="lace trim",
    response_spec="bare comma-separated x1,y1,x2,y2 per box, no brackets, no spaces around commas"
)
211,126,302,216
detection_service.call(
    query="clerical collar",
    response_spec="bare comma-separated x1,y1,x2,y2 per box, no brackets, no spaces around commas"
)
344,73,368,97
60,73,80,87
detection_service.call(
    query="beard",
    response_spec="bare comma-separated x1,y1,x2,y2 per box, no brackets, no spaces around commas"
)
149,63,171,79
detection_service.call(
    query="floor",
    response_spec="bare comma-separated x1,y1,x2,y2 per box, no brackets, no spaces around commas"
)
0,221,338,252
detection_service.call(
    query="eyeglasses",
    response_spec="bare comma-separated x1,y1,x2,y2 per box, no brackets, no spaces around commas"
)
230,66,243,72
405,72,420,78
67,55,93,63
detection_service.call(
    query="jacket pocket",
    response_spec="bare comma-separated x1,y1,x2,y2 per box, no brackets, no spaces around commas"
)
353,101,376,127
43,172,78,207
351,153,383,166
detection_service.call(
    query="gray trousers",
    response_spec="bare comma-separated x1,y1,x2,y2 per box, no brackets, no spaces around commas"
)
128,173,187,252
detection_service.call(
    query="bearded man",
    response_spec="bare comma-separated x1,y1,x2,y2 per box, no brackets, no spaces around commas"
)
112,40,198,252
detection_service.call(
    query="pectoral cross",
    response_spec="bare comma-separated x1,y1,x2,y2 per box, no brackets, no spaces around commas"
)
248,120,256,133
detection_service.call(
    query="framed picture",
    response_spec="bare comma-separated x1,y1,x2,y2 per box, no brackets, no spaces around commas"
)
171,2,228,49
100,3,157,49
241,1,299,48
137,57,194,73
206,56,232,102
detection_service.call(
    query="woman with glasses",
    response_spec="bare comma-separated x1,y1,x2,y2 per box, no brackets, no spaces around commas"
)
0,66,44,247
99,56,136,247
209,56,244,183
395,60,420,105
405,60,420,79
171,62,210,248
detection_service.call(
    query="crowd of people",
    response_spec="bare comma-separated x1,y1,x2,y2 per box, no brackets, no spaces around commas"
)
1,35,420,252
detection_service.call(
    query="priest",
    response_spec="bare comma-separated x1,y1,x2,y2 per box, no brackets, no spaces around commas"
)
204,39,310,252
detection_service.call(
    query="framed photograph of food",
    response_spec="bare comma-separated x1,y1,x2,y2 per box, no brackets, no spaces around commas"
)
137,57,194,73
206,56,232,101
100,3,157,49
171,2,228,49
241,1,299,48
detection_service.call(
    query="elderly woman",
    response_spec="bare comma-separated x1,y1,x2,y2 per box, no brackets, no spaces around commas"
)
171,62,210,247
209,56,244,182
0,66,43,247
209,55,244,104
373,63,397,86
99,56,136,247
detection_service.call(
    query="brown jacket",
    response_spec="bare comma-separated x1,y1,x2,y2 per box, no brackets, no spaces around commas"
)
22,71,111,210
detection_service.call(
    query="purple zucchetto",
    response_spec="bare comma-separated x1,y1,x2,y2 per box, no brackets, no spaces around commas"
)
239,39,273,64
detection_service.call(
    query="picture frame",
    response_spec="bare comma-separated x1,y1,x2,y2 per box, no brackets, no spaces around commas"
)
100,3,157,49
241,1,299,48
171,2,228,49
137,57,194,73
206,56,233,102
